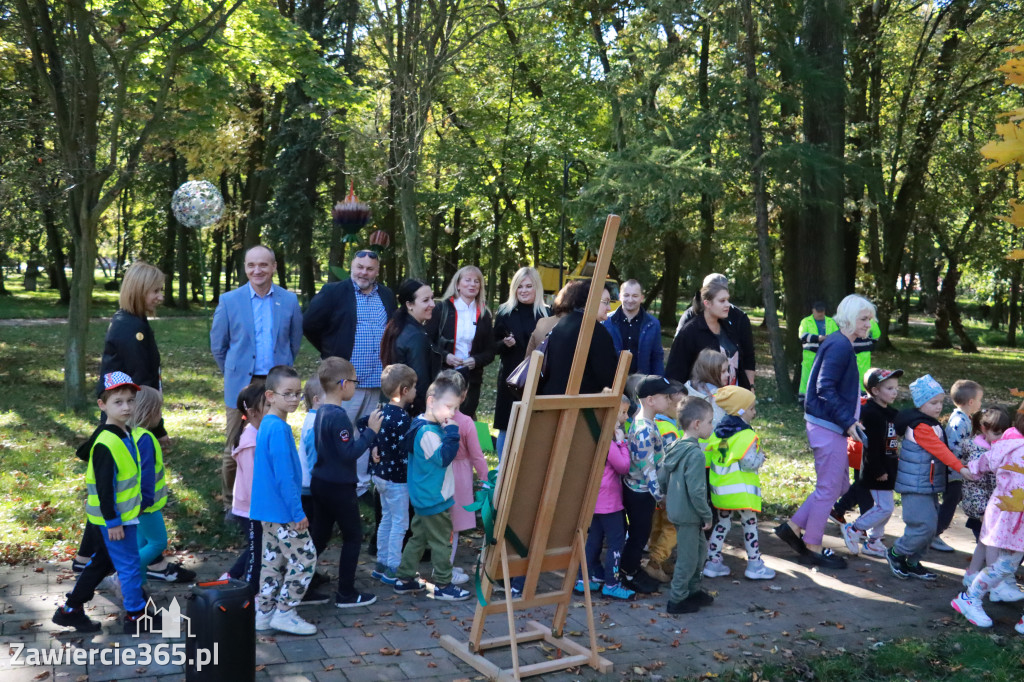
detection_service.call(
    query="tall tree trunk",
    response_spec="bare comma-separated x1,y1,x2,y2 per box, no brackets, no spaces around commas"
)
661,231,682,332
741,0,793,403
44,202,70,303
162,150,181,306
933,260,978,352
696,19,716,275
176,221,190,311
1009,259,1022,348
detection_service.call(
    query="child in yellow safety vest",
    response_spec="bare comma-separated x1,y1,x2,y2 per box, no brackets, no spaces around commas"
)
644,393,685,584
703,386,776,581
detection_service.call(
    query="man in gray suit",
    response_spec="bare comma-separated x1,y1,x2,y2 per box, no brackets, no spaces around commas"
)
211,245,303,512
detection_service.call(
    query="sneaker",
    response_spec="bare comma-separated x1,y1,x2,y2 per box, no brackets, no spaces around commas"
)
300,589,331,605
71,558,89,574
744,559,776,580
689,590,715,607
623,571,660,594
451,567,470,585
886,548,910,580
703,559,731,578
951,592,992,627
255,608,274,631
1016,618,1024,635
146,563,196,583
394,578,426,594
930,536,955,553
774,523,809,555
52,605,101,633
600,583,636,601
841,523,864,555
861,538,887,558
905,560,937,581
309,571,330,591
491,583,523,598
574,579,601,594
335,592,377,608
962,571,978,589
370,563,387,581
431,582,471,601
802,548,847,569
829,508,847,526
667,598,700,615
379,568,399,585
642,560,671,584
990,580,1024,603
269,608,317,635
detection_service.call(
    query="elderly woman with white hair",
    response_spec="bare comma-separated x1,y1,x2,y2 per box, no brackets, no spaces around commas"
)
775,294,877,569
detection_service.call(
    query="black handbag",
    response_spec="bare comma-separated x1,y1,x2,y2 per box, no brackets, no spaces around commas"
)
505,333,551,397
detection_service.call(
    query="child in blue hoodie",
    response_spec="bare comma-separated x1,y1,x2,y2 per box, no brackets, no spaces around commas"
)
393,374,471,601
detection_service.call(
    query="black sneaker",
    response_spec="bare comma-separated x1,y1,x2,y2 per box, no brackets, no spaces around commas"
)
905,560,937,581
146,563,196,583
801,548,847,569
689,590,715,607
300,589,331,605
309,571,331,591
335,592,377,608
886,547,910,580
774,523,809,555
667,599,700,615
829,508,847,526
394,578,426,594
623,571,660,594
52,606,101,633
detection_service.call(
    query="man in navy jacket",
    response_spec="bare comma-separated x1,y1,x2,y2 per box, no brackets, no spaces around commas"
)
603,279,664,375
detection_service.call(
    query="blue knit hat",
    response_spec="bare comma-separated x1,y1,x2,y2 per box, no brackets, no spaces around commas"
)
909,374,944,408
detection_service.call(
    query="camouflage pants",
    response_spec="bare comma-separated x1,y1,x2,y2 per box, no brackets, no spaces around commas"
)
257,521,316,613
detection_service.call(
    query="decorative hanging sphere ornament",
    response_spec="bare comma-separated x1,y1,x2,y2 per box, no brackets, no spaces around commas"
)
171,180,224,228
333,181,371,244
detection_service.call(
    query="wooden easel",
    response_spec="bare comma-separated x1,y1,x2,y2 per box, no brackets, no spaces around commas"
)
441,215,631,680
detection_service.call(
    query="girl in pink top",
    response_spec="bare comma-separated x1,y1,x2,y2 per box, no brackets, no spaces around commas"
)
952,402,1024,631
224,383,266,588
440,371,490,584
576,396,634,600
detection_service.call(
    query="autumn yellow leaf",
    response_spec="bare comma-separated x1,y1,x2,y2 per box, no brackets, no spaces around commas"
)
999,200,1024,229
999,462,1024,475
981,122,1024,168
994,488,1024,513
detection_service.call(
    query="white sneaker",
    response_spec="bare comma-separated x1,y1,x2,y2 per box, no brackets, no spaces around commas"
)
930,536,955,553
269,608,317,636
951,593,992,628
451,567,470,585
702,559,731,578
861,539,887,558
255,609,274,631
744,559,776,580
1016,618,1024,635
841,523,864,555
990,580,1024,603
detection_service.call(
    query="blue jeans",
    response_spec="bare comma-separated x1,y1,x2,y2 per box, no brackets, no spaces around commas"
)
373,476,409,571
68,524,146,613
136,511,168,568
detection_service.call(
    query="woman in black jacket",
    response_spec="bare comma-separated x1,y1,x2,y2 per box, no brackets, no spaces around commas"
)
665,280,750,389
380,279,436,415
538,280,617,396
427,265,495,419
492,267,549,456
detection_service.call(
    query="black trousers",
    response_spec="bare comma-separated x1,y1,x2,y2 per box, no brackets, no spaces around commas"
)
228,518,263,596
310,479,362,598
833,469,874,516
621,486,656,576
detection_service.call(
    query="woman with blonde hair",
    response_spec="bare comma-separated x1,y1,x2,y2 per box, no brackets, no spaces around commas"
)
493,267,549,456
428,265,495,419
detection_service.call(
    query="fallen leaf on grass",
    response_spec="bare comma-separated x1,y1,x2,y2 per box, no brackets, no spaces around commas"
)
712,651,730,662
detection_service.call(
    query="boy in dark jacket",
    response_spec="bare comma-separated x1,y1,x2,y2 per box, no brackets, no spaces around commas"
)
886,375,975,580
659,397,715,615
312,357,383,608
841,368,903,558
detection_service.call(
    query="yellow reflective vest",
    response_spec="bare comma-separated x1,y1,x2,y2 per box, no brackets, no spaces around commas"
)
85,429,142,526
707,429,762,512
134,428,167,513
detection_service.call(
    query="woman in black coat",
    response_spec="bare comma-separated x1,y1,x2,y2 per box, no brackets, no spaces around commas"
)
492,267,549,456
380,279,436,415
665,279,750,389
427,265,495,419
538,280,617,396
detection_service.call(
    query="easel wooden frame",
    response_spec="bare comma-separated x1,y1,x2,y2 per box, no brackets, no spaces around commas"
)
441,215,630,680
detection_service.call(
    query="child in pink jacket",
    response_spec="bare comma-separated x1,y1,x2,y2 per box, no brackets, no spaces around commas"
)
576,395,635,600
952,401,1024,632
440,371,490,585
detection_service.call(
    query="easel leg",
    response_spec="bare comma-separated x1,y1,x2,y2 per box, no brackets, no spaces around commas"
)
575,528,601,669
499,542,520,680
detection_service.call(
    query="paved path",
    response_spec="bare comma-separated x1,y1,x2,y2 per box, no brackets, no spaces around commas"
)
0,510,1018,681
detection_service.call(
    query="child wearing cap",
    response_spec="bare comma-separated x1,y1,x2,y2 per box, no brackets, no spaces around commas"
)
886,375,976,581
840,368,903,558
703,385,774,580
622,375,673,593
53,372,153,634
